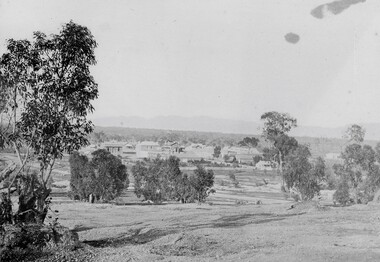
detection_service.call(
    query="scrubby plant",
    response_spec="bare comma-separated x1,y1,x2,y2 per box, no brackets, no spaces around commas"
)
333,179,350,206
189,165,215,203
228,172,240,188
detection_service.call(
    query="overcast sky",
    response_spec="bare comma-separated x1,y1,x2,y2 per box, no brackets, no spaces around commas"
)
1,0,380,128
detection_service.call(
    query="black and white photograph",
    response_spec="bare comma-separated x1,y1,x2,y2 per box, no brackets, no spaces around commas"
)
1,0,380,261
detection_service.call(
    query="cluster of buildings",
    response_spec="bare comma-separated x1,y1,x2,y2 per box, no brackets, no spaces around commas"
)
80,141,275,170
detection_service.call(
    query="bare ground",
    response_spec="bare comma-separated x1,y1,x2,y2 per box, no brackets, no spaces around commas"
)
47,168,380,262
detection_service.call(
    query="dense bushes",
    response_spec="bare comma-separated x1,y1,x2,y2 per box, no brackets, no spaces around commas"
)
283,145,326,201
69,149,129,202
131,156,215,203
333,179,350,206
330,125,380,205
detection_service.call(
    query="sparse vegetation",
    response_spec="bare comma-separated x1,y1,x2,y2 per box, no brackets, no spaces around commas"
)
228,172,240,188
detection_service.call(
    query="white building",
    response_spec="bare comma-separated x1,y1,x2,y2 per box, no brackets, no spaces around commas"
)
135,141,161,158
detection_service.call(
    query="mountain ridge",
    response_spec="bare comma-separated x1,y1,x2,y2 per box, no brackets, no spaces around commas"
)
90,115,380,140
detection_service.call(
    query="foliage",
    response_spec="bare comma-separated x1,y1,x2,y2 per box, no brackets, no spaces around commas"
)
213,146,221,158
68,152,93,200
261,111,298,186
344,124,365,143
0,223,80,261
69,149,128,202
333,178,350,206
333,143,376,203
0,21,98,224
253,155,262,165
132,158,176,203
260,111,297,139
238,137,259,148
90,149,128,201
374,142,380,163
189,165,215,203
228,172,240,188
131,158,215,203
333,125,380,204
90,131,107,145
283,145,326,201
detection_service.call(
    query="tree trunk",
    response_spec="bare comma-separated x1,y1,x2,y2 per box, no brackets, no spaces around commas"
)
278,150,284,187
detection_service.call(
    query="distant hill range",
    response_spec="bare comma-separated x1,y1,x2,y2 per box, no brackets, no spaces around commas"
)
91,116,380,141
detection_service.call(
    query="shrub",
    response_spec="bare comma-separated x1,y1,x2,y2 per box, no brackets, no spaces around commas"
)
333,179,350,206
69,149,129,202
284,146,326,201
189,166,215,203
228,172,239,188
131,159,215,203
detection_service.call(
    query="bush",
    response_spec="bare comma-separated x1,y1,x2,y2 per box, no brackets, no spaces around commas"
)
333,179,350,206
228,172,239,188
131,158,215,203
189,166,215,203
69,149,129,202
0,223,79,261
284,146,326,201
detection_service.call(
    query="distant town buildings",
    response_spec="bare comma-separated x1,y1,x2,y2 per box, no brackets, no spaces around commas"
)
79,140,265,165
103,142,124,155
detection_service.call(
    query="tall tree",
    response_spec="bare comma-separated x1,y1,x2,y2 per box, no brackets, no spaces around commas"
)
333,144,376,203
333,126,378,204
284,145,326,201
344,124,365,143
90,149,128,201
213,145,221,158
69,150,128,202
261,111,298,186
0,21,98,223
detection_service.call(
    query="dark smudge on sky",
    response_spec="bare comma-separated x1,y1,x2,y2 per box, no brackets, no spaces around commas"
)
284,33,300,44
311,0,366,19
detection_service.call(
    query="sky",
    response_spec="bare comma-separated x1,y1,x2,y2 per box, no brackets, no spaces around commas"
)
1,0,380,128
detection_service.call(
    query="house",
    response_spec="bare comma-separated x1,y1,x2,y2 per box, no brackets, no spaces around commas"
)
222,146,262,164
256,160,275,171
135,141,161,159
122,144,136,158
221,146,261,156
177,152,205,163
102,142,124,155
161,141,185,155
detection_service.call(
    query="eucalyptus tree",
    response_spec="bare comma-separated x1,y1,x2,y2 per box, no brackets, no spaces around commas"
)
261,111,298,185
0,21,98,223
